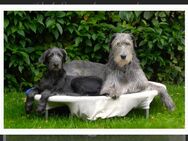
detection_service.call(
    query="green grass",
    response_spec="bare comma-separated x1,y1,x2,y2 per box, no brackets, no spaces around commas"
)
4,84,184,128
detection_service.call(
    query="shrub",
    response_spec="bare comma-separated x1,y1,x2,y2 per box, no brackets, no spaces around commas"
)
4,11,184,90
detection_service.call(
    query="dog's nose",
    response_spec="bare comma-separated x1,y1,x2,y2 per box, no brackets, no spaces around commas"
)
120,55,126,59
54,63,59,67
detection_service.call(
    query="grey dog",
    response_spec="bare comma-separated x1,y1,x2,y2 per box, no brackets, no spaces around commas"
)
100,33,175,111
100,33,150,98
64,33,175,111
25,47,68,114
25,47,103,114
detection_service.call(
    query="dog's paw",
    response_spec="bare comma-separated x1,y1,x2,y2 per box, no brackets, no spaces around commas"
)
25,104,32,114
36,106,45,115
109,94,119,100
100,93,109,96
100,89,113,96
25,100,34,114
99,90,105,95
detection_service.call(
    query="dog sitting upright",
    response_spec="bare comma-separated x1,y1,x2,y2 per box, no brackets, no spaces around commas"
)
25,47,103,115
25,47,67,115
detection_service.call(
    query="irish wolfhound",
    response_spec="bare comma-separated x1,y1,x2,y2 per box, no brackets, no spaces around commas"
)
25,47,103,114
25,47,68,114
65,33,175,111
101,33,175,111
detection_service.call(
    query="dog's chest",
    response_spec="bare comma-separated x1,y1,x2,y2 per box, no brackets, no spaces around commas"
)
47,72,65,86
106,71,126,86
106,70,136,93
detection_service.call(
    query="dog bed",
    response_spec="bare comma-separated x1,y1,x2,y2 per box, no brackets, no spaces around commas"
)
34,81,165,120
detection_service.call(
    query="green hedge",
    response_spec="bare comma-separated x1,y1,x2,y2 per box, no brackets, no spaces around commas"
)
4,11,185,90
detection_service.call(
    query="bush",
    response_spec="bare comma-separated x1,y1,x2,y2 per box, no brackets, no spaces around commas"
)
4,11,184,90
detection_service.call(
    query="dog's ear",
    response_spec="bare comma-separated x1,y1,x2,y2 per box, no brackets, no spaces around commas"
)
39,49,51,65
130,34,137,48
60,48,67,63
109,34,117,48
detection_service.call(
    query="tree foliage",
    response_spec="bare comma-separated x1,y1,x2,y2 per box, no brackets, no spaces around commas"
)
4,11,184,90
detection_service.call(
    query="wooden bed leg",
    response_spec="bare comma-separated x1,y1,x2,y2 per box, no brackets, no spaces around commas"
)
146,109,149,119
45,109,48,121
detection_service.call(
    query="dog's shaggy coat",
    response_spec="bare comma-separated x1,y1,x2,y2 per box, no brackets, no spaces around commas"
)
99,33,175,110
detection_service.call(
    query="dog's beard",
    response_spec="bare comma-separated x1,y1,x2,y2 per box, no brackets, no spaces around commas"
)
114,56,132,68
48,63,62,71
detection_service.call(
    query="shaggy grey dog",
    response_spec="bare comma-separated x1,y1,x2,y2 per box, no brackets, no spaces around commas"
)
25,47,68,114
25,47,103,114
101,33,175,111
100,33,148,98
65,33,175,111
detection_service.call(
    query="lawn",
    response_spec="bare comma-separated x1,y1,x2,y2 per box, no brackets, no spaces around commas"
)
4,84,184,128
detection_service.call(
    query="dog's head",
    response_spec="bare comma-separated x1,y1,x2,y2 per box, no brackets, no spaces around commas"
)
109,33,137,68
39,47,67,71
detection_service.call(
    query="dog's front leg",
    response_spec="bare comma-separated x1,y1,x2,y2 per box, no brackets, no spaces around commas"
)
36,89,52,115
100,83,119,99
25,87,39,114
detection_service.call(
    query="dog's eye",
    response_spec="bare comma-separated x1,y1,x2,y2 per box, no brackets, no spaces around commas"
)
125,42,130,46
48,53,53,58
117,42,121,46
57,53,62,57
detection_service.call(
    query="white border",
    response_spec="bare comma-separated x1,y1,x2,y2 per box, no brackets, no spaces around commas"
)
0,5,187,135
